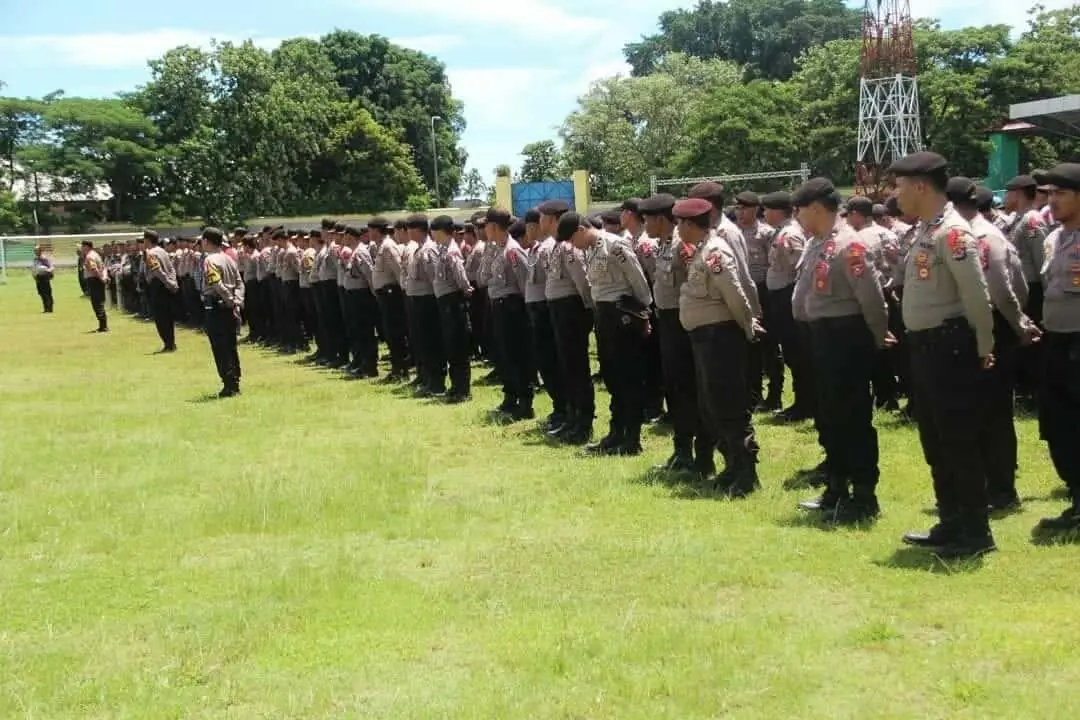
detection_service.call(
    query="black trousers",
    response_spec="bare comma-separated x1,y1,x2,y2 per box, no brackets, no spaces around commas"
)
688,321,756,469
316,281,346,360
438,291,472,395
182,276,202,327
887,288,909,400
345,287,379,372
469,285,489,358
280,279,302,348
528,300,566,416
245,278,264,339
642,309,664,416
981,312,1020,501
908,319,988,524
799,321,825,459
299,286,316,342
262,278,278,341
148,280,176,349
749,281,784,402
337,286,351,362
376,285,409,374
205,305,241,390
485,290,500,369
657,308,714,459
594,300,646,435
492,295,533,404
1017,280,1044,400
808,315,879,490
1039,331,1080,501
78,270,88,296
410,294,445,391
86,277,107,329
549,295,595,423
108,278,119,308
35,276,54,312
768,285,812,411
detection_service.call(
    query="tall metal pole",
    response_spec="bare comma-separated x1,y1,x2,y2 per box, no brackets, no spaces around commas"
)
430,115,441,206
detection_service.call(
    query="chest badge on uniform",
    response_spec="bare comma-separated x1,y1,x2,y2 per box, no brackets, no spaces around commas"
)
813,260,830,292
915,250,931,280
1070,262,1080,287
823,240,836,259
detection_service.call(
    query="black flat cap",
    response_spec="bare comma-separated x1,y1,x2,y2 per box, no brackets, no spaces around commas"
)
1044,162,1080,191
556,212,587,242
271,228,286,239
392,219,407,230
345,226,363,237
792,177,838,208
404,214,429,230
523,208,541,224
621,198,643,213
761,191,793,210
367,216,391,230
430,215,455,233
945,176,977,204
310,229,322,239
202,227,225,244
509,220,526,239
586,213,604,229
333,222,347,233
598,209,621,225
735,191,760,206
486,208,512,226
687,181,724,201
673,198,714,219
846,195,874,216
320,218,334,230
884,195,901,216
974,186,995,212
453,221,465,232
1005,175,1037,190
888,151,948,177
639,193,677,215
232,226,247,236
1032,169,1050,189
537,199,570,216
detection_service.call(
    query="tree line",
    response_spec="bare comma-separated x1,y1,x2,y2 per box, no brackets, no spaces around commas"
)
0,31,472,233
516,0,1080,199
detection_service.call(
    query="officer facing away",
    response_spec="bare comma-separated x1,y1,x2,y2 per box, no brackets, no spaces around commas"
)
200,227,246,398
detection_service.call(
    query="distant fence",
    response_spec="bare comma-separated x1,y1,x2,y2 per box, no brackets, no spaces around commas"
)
2,233,135,271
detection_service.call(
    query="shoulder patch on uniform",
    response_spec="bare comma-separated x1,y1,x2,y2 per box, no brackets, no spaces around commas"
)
1028,214,1042,230
640,243,653,257
508,249,519,265
977,237,991,271
204,259,221,285
705,251,725,273
946,228,968,260
847,241,867,277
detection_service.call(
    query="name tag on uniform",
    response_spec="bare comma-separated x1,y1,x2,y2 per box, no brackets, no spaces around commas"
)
813,261,830,293
1070,262,1080,289
915,251,931,281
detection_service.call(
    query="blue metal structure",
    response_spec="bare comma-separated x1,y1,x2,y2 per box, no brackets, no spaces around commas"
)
511,180,575,218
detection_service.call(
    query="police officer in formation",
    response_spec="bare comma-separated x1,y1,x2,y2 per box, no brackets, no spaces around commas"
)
144,230,179,353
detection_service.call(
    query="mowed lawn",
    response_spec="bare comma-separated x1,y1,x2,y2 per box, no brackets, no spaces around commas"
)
2,274,1080,720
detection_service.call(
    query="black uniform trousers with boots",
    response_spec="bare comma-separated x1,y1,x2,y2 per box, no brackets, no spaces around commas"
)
1017,281,1044,402
245,278,263,339
688,321,758,493
887,288,910,409
262,278,279,343
593,301,646,451
86,277,108,331
657,308,716,474
769,285,813,418
345,288,379,374
981,311,1020,509
182,276,202,328
492,295,533,415
528,300,566,424
485,293,501,377
906,319,993,553
205,304,241,393
642,312,665,420
438,291,471,398
280,279,303,350
376,285,410,377
748,281,784,409
548,295,595,440
35,276,54,312
808,316,879,508
317,281,347,364
469,286,490,359
1037,331,1080,529
299,286,316,344
412,294,445,393
148,280,176,350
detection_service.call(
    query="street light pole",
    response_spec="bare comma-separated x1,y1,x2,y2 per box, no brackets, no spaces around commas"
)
430,115,442,206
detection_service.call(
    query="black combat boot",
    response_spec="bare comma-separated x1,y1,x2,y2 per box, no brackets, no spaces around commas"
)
615,423,643,456
585,421,623,455
830,484,880,524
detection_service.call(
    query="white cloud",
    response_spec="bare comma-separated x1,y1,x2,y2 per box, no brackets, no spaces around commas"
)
389,34,465,53
2,30,217,69
448,67,562,126
348,0,609,35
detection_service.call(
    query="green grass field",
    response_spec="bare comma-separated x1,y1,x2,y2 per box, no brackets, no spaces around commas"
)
2,273,1079,719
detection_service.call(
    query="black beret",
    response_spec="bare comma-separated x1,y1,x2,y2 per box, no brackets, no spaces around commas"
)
556,212,587,242
486,208,512,227
974,185,995,212
345,226,364,238
463,222,475,232
884,195,901,216
405,213,429,230
871,203,887,217
846,195,874,216
202,227,225,245
392,219,407,230
586,213,604,229
600,210,622,225
320,218,334,230
735,191,760,206
537,199,570,216
1005,175,1037,190
430,214,455,233
271,228,286,239
621,197,643,213
523,208,541,224
310,229,322,239
1044,162,1080,191
638,193,677,215
262,225,274,233
333,222,347,233
761,191,792,210
508,220,526,240
453,222,465,232
673,198,714,219
470,210,487,223
687,181,724,201
888,151,948,177
143,229,159,243
473,215,488,227
945,176,977,204
1032,169,1050,188
792,177,838,208
367,216,391,230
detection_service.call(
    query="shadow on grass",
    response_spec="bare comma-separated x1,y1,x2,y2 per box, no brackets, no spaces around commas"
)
186,392,225,404
645,421,673,438
873,547,987,574
633,465,736,501
1030,529,1080,547
781,467,828,491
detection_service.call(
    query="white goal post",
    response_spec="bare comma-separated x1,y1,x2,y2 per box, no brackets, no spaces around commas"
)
649,163,811,196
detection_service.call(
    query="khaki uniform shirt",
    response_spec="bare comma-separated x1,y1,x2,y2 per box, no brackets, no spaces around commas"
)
679,233,755,336
1041,227,1080,333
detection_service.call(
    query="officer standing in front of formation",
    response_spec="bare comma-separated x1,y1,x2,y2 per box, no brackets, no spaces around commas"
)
1033,162,1080,534
890,151,997,558
793,177,892,523
641,194,715,476
431,215,473,402
31,245,55,313
674,197,762,494
561,210,653,456
144,230,179,353
949,178,1040,513
486,208,534,419
200,227,245,398
80,240,109,333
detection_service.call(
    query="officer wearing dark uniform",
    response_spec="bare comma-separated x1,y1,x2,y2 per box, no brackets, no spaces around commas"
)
642,193,716,475
486,208,534,419
675,198,760,494
1034,162,1080,533
890,152,997,558
200,227,245,397
431,215,473,402
144,230,179,352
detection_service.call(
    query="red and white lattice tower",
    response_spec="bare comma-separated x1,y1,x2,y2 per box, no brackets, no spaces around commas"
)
856,0,923,198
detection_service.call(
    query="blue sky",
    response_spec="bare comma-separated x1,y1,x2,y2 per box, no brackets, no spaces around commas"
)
0,0,1058,187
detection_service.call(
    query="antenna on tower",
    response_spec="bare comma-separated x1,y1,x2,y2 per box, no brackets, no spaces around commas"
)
856,0,923,199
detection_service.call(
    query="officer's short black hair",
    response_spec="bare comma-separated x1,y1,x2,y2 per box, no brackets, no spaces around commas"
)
202,227,225,246
885,195,902,217
81,240,94,248
509,219,526,240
